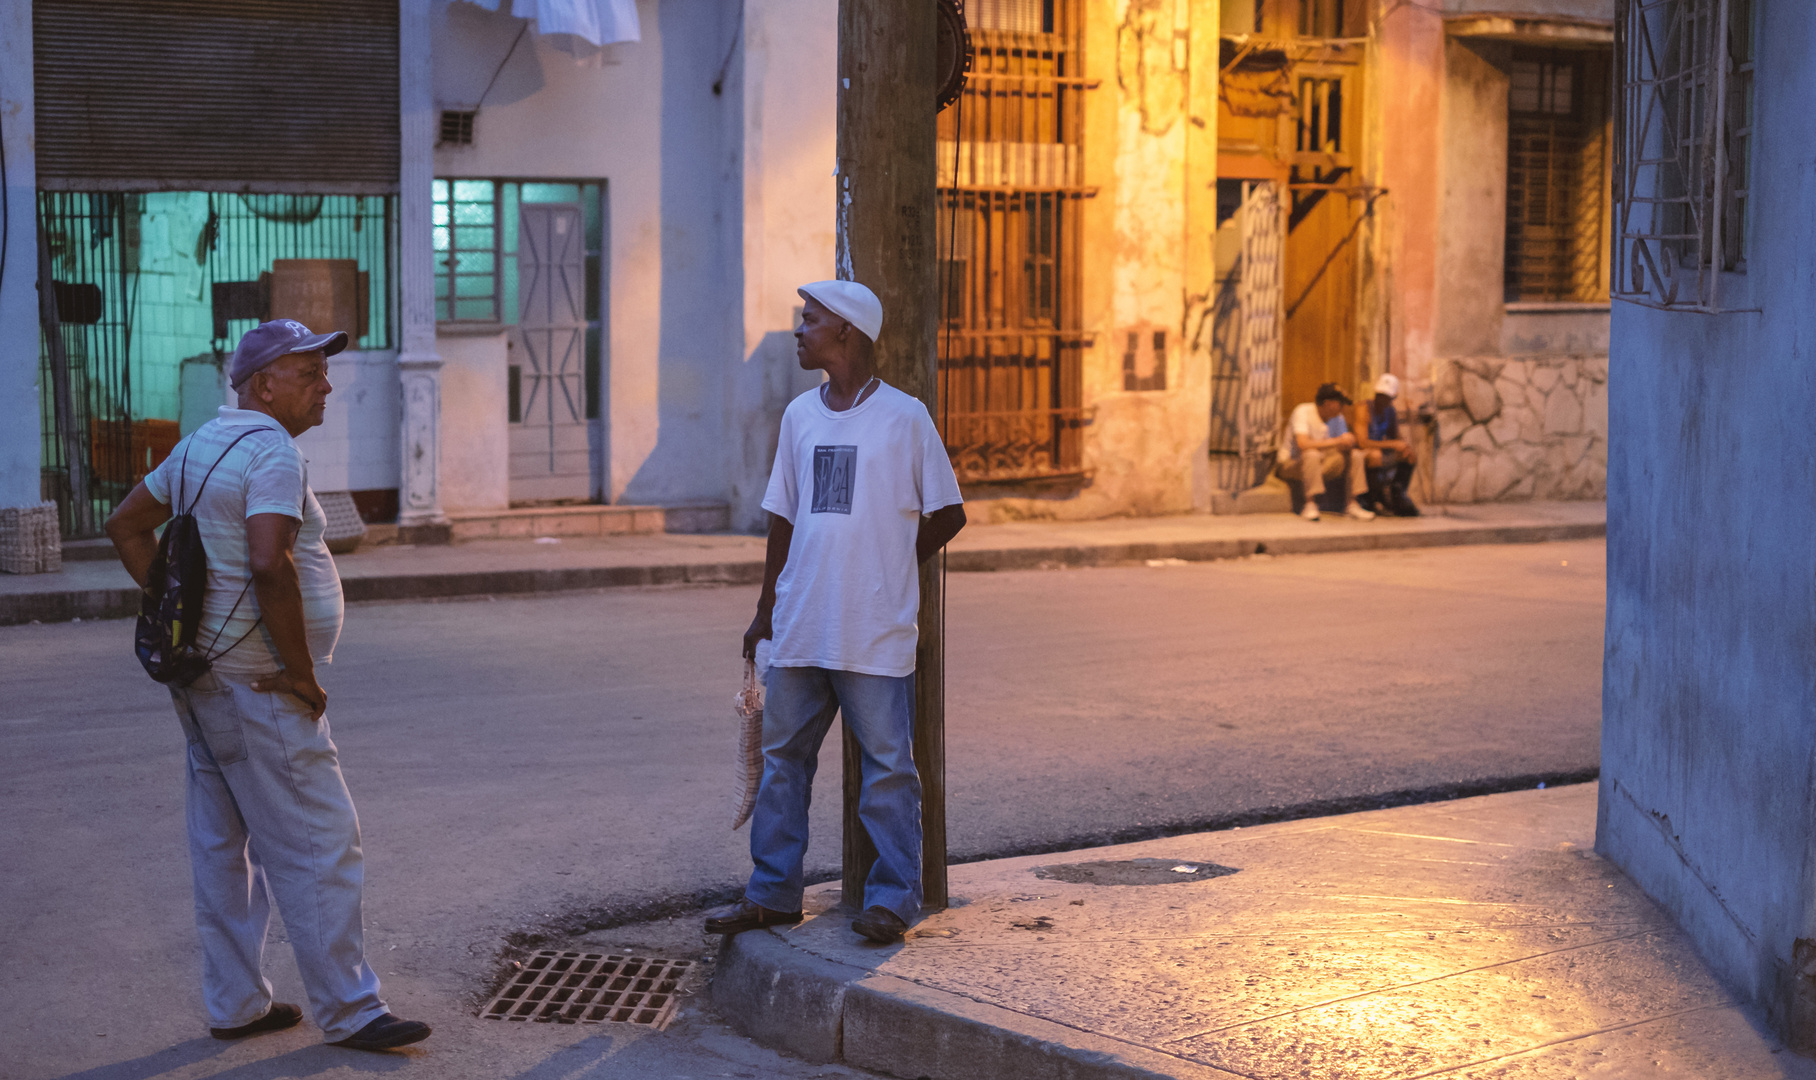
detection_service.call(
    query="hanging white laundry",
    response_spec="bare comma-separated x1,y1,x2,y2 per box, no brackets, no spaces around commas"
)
459,0,641,47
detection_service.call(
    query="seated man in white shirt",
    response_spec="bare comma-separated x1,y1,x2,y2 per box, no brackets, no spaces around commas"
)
1277,382,1375,522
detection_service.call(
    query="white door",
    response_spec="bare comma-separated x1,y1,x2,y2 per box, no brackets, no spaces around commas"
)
511,203,590,502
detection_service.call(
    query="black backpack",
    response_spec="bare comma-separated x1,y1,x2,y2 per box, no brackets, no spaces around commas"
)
135,429,267,686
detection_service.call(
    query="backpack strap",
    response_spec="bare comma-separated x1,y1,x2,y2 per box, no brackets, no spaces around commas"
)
184,425,284,662
180,427,269,515
201,578,262,663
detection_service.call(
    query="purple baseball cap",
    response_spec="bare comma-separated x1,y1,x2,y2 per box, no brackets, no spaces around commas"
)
228,319,348,388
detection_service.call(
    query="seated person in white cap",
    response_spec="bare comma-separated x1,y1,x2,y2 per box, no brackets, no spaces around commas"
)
704,279,967,945
1277,382,1374,521
1355,372,1420,517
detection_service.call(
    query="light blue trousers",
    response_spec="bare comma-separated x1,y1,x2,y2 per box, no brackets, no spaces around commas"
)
168,671,388,1041
745,665,923,922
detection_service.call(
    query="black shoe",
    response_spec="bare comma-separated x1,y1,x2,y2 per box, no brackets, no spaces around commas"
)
330,1013,432,1052
211,1002,304,1040
703,898,804,936
1355,491,1379,514
851,906,908,944
1389,489,1420,517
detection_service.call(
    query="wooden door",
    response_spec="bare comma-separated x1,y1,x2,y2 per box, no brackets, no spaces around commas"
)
1281,58,1365,418
511,203,590,502
1282,190,1360,414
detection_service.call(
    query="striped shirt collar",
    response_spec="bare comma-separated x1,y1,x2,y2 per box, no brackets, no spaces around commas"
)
215,407,292,438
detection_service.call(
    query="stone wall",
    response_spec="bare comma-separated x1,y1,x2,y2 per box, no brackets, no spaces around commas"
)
1431,355,1607,502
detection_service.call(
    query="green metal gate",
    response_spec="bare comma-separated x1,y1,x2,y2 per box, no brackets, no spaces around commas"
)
37,192,392,537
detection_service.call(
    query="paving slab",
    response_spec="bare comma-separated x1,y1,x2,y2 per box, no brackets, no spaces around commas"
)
715,783,1816,1080
0,501,1603,625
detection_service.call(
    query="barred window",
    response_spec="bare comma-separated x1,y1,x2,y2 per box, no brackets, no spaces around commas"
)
1505,49,1610,303
1613,0,1755,311
936,0,1092,484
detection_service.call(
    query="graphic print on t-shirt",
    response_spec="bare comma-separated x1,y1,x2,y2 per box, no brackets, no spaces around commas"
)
811,445,857,514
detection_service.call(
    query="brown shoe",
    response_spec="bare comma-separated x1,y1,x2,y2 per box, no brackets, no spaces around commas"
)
703,898,803,935
851,906,908,944
211,1002,304,1040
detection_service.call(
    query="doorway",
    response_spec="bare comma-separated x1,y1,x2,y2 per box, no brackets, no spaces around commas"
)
511,203,590,502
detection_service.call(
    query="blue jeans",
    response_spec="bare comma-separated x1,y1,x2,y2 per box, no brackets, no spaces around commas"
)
168,671,389,1041
745,666,922,921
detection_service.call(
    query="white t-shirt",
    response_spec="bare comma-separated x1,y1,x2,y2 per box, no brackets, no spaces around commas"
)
761,382,964,678
143,408,344,677
1282,402,1350,462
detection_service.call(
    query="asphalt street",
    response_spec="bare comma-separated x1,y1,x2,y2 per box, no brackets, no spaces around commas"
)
0,539,1604,1079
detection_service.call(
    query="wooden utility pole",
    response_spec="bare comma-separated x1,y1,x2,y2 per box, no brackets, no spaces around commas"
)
836,0,946,911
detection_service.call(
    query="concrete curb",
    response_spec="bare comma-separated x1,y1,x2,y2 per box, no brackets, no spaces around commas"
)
1,585,142,625
0,519,1602,626
714,928,1239,1080
943,520,1604,572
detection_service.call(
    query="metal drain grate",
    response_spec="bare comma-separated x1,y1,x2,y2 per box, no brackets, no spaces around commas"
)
481,952,695,1028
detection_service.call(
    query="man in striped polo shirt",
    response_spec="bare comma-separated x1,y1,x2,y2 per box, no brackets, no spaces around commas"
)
105,320,430,1052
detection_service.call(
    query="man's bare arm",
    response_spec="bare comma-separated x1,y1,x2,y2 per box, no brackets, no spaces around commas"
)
105,483,173,588
744,513,795,659
246,513,326,719
916,504,967,564
1352,406,1410,455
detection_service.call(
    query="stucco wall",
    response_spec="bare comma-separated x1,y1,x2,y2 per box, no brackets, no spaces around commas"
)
292,350,403,494
434,0,741,508
0,0,41,510
1441,0,1611,16
436,331,510,510
1424,24,1610,504
1598,1,1816,1044
724,0,837,534
1434,38,1507,360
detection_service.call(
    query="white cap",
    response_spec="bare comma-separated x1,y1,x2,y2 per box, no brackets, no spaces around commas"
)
797,279,883,344
1373,373,1401,399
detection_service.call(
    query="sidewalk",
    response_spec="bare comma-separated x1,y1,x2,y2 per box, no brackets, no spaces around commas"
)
0,501,1603,625
714,784,1813,1080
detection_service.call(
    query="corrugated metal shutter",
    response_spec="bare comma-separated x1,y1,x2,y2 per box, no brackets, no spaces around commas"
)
34,0,399,194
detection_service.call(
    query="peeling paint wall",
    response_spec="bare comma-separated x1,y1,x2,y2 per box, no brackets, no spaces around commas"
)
964,0,1217,524
1599,2,1816,1045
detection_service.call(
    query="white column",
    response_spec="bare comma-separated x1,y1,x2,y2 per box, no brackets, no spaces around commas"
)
0,0,43,510
397,0,447,530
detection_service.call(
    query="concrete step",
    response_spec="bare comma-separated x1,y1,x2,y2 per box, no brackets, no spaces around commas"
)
442,501,730,541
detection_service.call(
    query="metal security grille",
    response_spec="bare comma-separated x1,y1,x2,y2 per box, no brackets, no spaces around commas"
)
937,0,1093,484
1613,0,1755,311
1505,50,1609,303
33,0,399,193
1236,183,1285,488
36,195,135,538
481,953,693,1028
37,193,393,537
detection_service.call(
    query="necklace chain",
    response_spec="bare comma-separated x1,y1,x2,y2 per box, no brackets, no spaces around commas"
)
823,376,879,410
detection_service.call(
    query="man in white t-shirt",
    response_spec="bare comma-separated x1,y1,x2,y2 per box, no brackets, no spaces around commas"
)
704,280,967,945
1277,382,1376,522
104,320,430,1052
